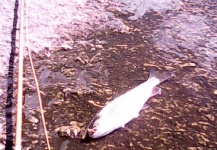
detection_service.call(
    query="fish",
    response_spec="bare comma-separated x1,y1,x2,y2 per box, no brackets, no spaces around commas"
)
82,69,174,139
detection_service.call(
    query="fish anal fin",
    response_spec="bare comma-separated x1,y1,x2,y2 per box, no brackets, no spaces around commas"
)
151,86,162,96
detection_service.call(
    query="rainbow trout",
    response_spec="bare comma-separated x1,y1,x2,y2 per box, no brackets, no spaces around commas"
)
83,70,174,139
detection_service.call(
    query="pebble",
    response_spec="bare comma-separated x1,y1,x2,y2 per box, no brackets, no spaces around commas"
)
180,62,196,67
104,89,112,95
205,114,215,121
28,116,39,123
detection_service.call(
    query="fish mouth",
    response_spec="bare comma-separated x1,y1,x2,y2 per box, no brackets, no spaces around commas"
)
82,114,101,139
81,127,97,139
87,128,97,136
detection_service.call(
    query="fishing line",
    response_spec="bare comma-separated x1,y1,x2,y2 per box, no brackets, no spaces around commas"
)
25,1,51,149
50,104,70,123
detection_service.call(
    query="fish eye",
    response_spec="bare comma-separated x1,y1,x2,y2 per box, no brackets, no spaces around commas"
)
93,122,99,128
89,115,100,129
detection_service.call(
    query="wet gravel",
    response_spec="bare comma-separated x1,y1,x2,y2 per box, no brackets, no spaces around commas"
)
1,0,217,149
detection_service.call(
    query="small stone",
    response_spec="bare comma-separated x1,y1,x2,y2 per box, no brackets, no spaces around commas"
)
28,115,39,123
191,122,197,126
205,114,215,121
90,47,96,51
95,44,104,49
61,43,73,49
180,63,196,67
33,126,38,130
70,121,78,126
104,89,112,95
32,140,38,144
214,90,217,95
88,100,103,107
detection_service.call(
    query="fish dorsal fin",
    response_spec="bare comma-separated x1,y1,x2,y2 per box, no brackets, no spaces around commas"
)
142,104,149,110
151,86,162,96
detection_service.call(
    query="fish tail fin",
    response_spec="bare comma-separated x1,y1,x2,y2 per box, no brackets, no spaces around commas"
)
148,69,174,85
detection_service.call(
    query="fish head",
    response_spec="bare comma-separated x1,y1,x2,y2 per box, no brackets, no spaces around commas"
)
87,116,115,139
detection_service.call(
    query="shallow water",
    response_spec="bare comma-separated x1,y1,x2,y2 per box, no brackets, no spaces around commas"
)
22,0,217,149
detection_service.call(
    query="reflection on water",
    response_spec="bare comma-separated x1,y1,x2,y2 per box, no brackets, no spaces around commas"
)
156,13,217,75
22,0,217,149
114,0,181,20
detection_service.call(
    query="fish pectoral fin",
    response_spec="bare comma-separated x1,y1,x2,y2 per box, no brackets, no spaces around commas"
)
151,86,162,96
142,104,149,110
